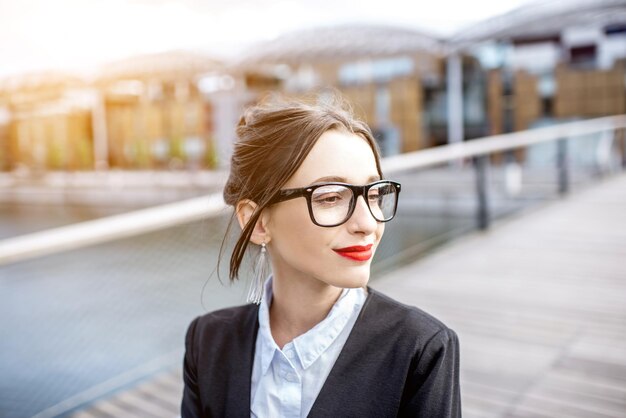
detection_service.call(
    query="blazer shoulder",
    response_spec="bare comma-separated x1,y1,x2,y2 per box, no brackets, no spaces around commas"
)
367,287,453,342
197,302,257,323
186,303,258,343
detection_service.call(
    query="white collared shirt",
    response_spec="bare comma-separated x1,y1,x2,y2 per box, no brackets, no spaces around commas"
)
250,275,367,418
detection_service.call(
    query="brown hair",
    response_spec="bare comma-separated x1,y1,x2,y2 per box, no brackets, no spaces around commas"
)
219,93,383,282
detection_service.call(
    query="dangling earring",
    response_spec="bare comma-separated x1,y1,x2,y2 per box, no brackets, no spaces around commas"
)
247,241,269,305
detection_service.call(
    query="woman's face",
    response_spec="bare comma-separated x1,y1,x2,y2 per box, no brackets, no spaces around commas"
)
265,129,384,290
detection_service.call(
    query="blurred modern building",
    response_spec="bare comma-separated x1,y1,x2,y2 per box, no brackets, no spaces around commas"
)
94,51,224,171
453,0,626,136
0,0,624,172
0,72,92,172
0,51,226,172
232,25,448,156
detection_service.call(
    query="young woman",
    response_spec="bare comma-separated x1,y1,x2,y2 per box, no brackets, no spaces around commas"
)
181,96,461,418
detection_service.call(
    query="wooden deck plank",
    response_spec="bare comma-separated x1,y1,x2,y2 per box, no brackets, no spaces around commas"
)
134,381,182,411
68,369,182,418
114,391,174,417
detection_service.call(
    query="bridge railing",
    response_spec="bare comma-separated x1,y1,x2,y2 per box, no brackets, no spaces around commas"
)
2,114,625,266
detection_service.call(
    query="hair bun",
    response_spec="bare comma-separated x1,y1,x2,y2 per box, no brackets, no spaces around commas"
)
238,107,259,129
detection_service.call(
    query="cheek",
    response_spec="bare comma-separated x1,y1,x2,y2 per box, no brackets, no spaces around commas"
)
377,222,385,242
270,203,332,260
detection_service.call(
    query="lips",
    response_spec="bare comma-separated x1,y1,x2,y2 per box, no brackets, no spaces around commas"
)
333,244,373,262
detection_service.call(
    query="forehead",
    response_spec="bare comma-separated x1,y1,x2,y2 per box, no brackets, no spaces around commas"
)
285,130,380,187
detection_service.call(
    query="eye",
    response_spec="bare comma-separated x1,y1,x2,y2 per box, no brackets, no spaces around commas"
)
312,185,352,206
313,193,343,205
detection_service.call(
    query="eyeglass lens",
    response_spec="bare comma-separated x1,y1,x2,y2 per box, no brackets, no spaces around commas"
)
310,182,397,226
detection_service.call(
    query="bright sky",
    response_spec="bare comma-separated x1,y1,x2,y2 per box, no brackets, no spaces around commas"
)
0,0,532,78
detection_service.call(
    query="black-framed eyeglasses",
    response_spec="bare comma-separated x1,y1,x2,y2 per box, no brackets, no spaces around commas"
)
269,180,401,227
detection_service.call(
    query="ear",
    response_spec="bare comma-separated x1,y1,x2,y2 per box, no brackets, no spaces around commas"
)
235,199,271,245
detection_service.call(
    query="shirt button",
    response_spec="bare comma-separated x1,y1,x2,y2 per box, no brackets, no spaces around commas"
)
286,350,295,359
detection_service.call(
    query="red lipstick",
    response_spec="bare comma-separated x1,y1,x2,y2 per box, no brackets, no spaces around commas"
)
333,244,373,261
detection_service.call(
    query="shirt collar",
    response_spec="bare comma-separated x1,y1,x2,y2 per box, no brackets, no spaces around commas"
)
257,274,366,374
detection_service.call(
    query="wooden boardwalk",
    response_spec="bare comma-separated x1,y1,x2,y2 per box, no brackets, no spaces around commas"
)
69,172,626,418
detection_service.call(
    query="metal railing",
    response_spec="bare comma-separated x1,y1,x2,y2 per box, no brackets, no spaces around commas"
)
1,114,625,266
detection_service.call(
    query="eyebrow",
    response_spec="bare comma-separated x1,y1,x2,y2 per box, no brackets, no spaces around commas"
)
309,175,381,185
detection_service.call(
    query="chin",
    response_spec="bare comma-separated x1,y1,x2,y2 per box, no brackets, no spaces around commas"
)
334,269,370,289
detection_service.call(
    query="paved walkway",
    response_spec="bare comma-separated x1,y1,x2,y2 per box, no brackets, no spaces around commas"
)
68,172,626,418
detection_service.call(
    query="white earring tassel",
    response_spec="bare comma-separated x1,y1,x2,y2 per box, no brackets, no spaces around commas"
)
247,242,269,304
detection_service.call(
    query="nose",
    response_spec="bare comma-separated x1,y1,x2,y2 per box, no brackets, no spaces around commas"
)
346,195,378,234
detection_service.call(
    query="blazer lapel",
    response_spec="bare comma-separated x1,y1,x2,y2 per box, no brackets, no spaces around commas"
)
226,303,260,418
307,287,376,417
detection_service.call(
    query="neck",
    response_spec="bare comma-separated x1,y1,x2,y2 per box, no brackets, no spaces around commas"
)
268,274,343,350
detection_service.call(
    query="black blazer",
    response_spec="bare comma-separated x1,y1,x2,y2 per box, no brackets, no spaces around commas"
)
181,286,461,417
